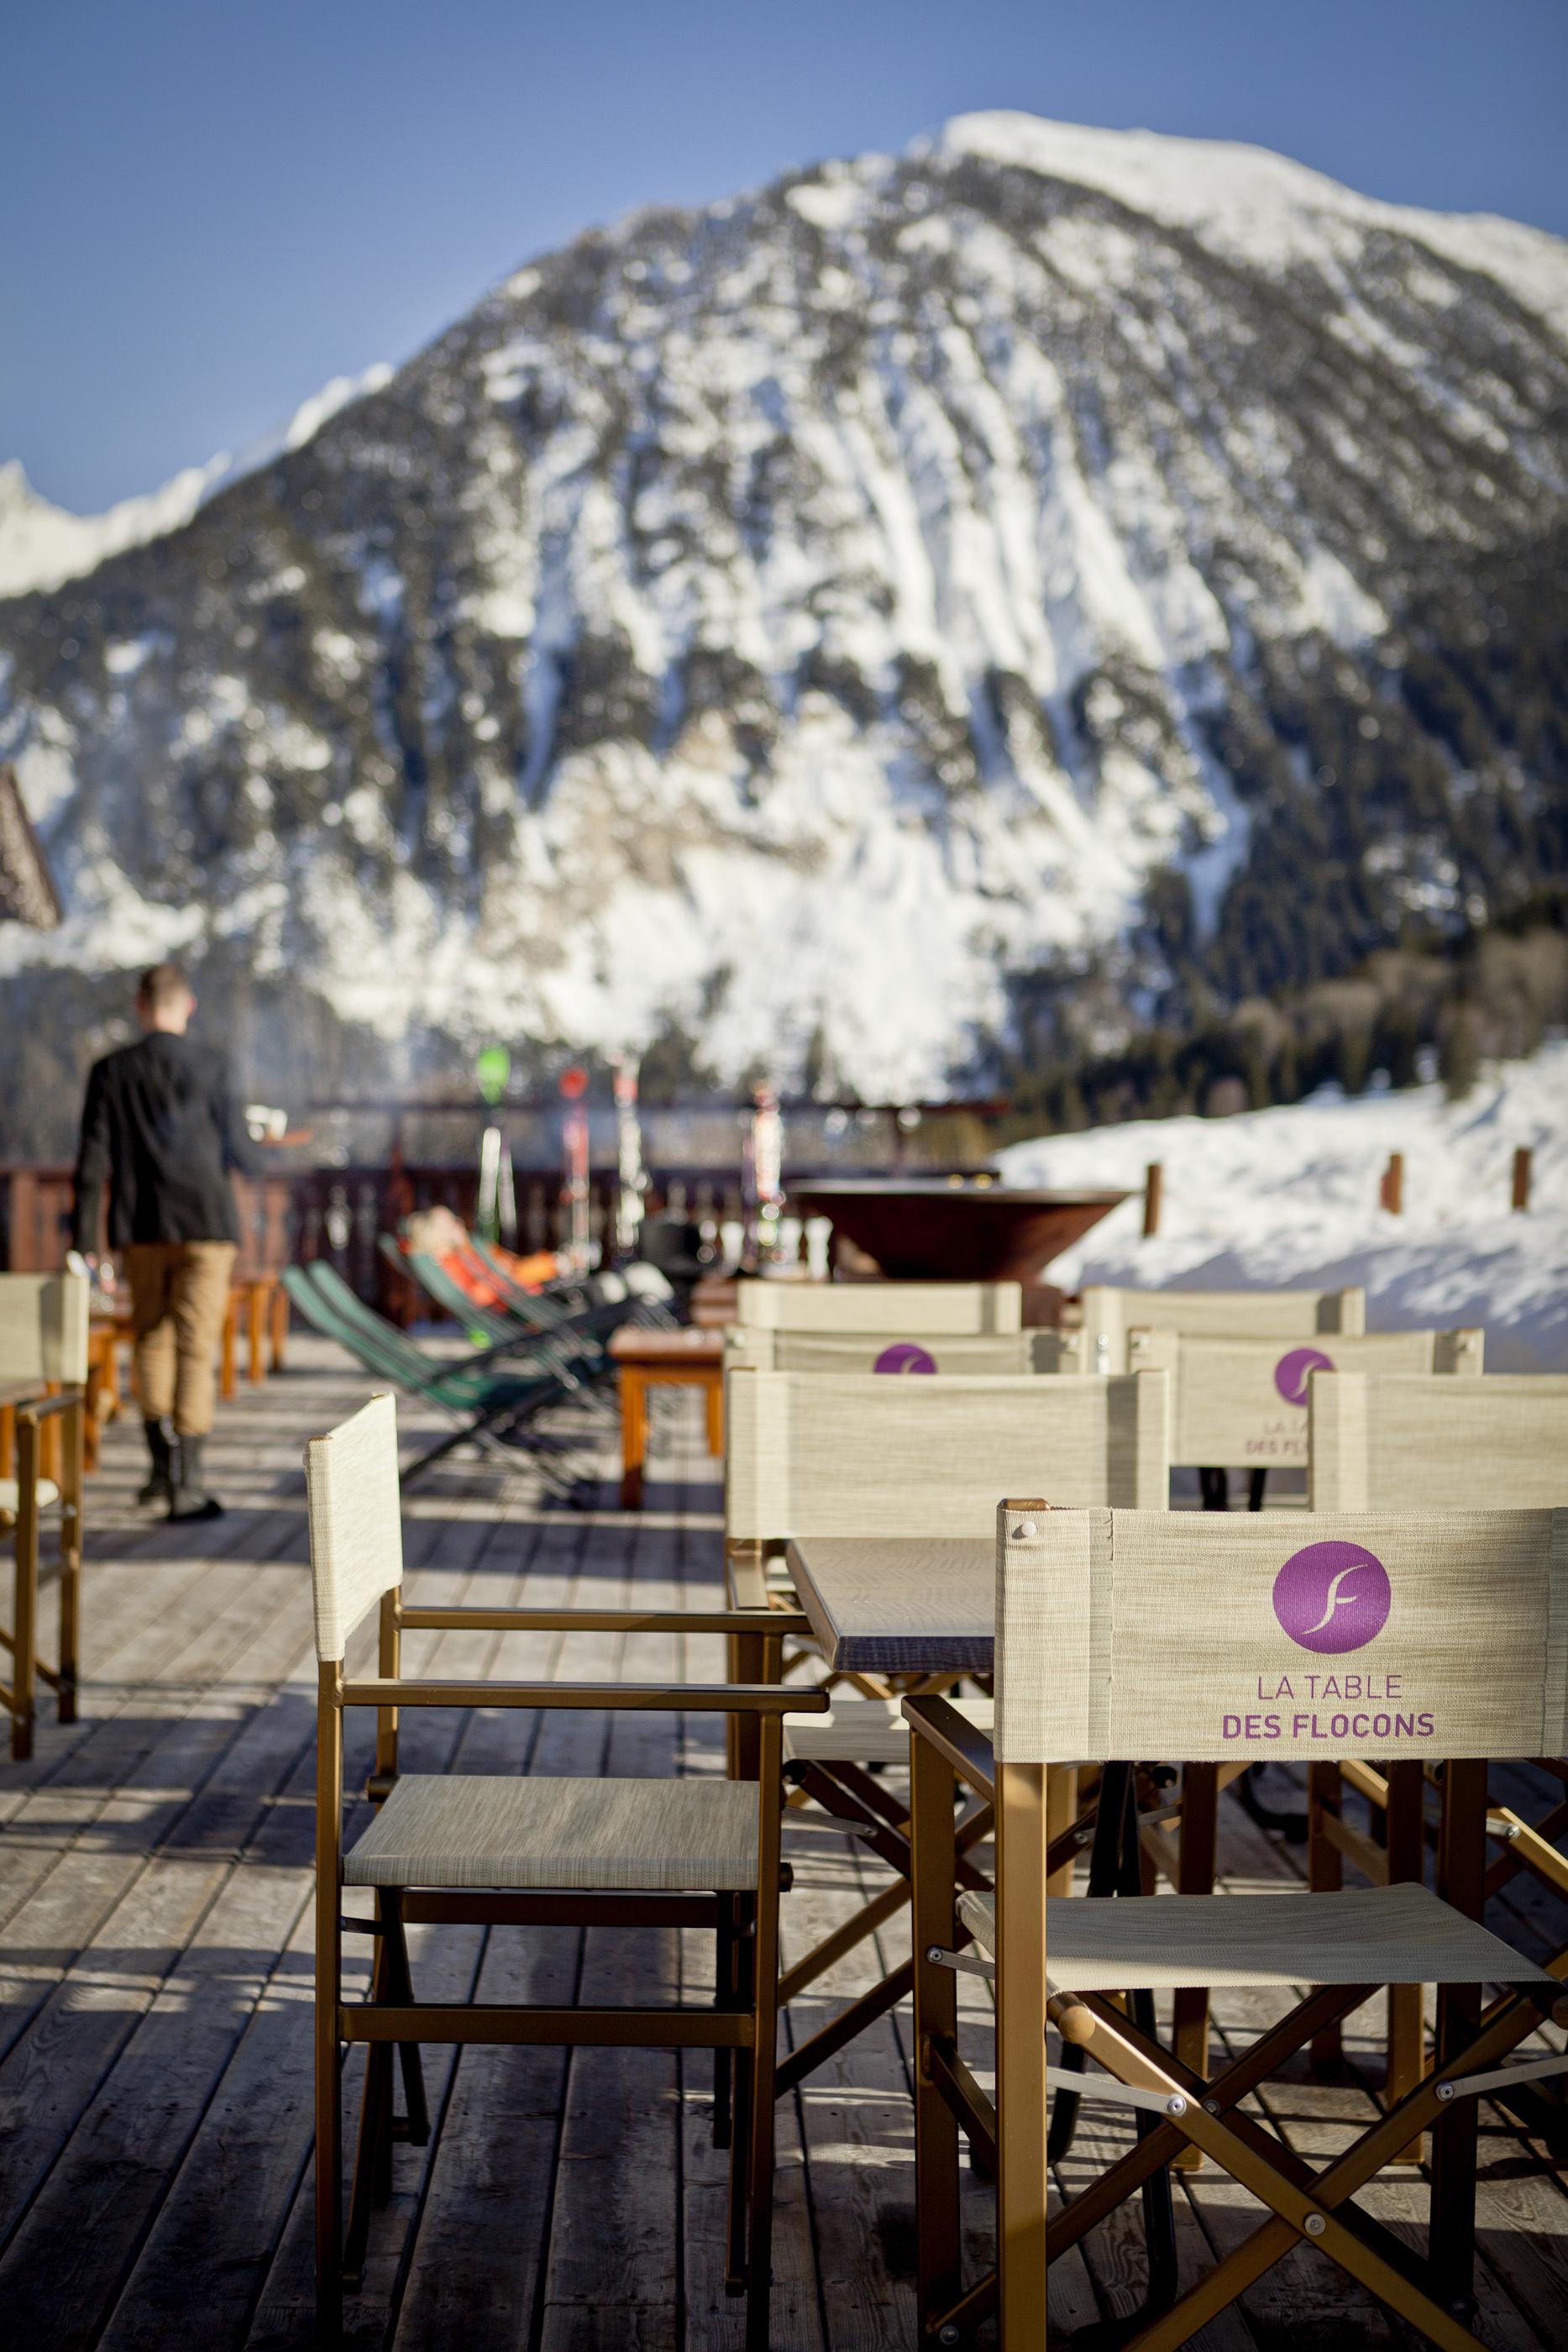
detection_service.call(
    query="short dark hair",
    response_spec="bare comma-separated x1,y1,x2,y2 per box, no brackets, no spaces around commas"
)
136,962,191,1012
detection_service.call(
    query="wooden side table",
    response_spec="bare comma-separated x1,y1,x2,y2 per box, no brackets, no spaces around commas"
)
608,1326,726,1508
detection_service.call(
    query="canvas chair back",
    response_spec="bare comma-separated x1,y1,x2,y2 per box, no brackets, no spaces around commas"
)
0,1271,90,1385
723,1328,1077,1377
726,1368,1168,1546
1126,1325,1482,1469
1081,1284,1366,1371
1311,1373,1568,1512
732,1279,1023,1336
303,1391,405,1661
992,1500,1568,1765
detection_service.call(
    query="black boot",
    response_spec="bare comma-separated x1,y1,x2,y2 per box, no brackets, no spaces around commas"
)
167,1434,223,1523
138,1418,174,1508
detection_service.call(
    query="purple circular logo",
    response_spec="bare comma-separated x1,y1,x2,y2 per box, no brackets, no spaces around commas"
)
1272,1540,1391,1654
873,1342,937,1375
1273,1345,1335,1406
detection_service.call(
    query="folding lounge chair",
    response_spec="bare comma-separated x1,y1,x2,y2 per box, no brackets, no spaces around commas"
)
281,1264,572,1485
0,1273,87,1760
1307,1371,1568,2123
469,1237,679,1331
307,1392,825,2349
376,1236,625,1398
723,1366,1173,2096
907,1500,1568,2350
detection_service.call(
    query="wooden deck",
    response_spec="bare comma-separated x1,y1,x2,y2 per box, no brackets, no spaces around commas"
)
2,1337,1566,2349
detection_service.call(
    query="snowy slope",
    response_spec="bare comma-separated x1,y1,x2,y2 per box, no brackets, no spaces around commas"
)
0,457,233,601
0,115,1565,1132
999,1044,1568,1370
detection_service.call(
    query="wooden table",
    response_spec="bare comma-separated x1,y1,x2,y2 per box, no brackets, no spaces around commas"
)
610,1326,725,1508
786,1534,994,1674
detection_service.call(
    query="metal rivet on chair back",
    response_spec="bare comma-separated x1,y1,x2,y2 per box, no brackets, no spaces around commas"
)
1081,1285,1366,1372
1311,1373,1568,1512
1125,1326,1483,1472
725,1368,1169,1544
0,1271,90,1385
303,1391,405,1661
731,1280,1024,1335
992,1501,1568,1766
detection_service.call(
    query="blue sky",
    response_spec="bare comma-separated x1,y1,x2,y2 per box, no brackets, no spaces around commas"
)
4,0,1565,513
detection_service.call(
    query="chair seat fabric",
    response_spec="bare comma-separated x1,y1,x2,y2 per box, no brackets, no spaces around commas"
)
344,1773,761,1891
784,1695,994,1765
957,1881,1545,1992
0,1477,60,1514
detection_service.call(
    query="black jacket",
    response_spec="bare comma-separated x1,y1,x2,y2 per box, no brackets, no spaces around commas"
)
72,1032,265,1251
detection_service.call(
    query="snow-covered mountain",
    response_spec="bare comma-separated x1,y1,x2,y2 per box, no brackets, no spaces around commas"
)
0,363,395,601
2,113,1565,1142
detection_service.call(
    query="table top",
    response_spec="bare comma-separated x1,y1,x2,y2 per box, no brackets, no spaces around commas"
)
784,1534,994,1673
609,1326,726,1368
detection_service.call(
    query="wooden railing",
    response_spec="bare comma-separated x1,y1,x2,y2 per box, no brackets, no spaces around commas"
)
0,1163,749,1320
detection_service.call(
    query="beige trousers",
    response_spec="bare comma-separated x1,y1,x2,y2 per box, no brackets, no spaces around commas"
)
124,1242,237,1436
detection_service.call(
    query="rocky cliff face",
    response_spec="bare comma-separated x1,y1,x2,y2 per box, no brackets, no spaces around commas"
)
2,113,1565,1147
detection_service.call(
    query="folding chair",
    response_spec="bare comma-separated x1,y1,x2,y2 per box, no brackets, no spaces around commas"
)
732,1278,1024,1335
1116,1326,1483,2084
723,1327,1076,1376
1083,1284,1367,1511
1308,1372,1568,2119
0,1272,87,1760
723,1367,1172,2089
908,1500,1568,2349
1082,1283,1367,1367
307,1392,825,2349
1125,1320,1480,1499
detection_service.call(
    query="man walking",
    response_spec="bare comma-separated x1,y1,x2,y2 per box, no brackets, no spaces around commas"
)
73,963,265,1520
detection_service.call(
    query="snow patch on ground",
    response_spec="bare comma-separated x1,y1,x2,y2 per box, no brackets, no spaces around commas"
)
998,1044,1568,1370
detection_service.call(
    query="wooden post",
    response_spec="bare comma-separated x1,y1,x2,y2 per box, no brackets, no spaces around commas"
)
1379,1152,1403,1215
1512,1147,1532,1213
1142,1161,1162,1239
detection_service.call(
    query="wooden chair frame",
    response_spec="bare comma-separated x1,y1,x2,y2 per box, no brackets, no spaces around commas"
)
1,1389,84,1761
720,1371,1178,2095
1305,1373,1568,2120
905,1500,1568,2350
1123,1326,1482,2099
2,1263,91,1761
315,1578,825,2350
